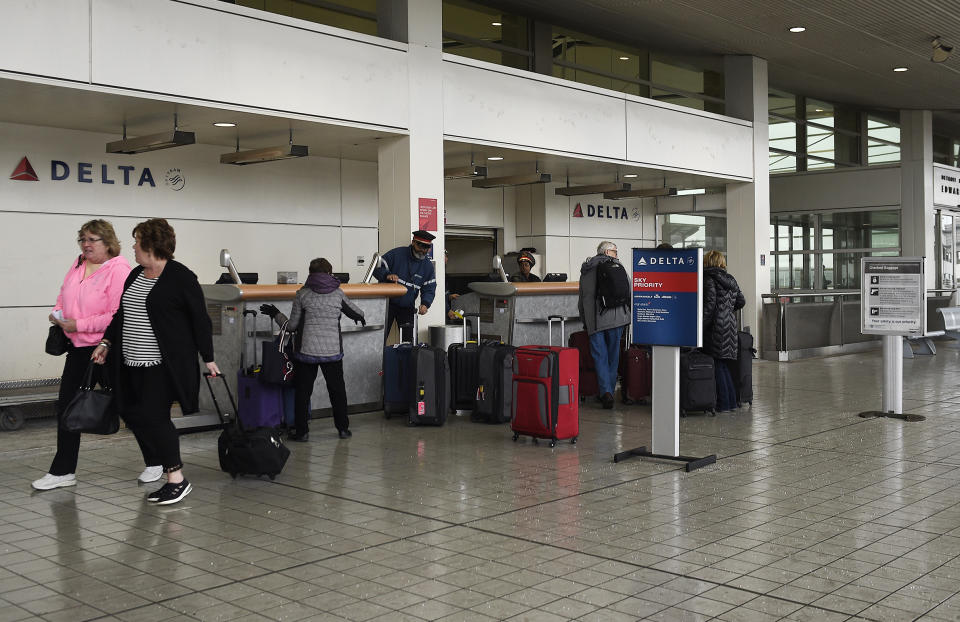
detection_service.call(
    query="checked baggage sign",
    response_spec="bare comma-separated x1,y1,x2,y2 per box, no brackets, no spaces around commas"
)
631,248,703,348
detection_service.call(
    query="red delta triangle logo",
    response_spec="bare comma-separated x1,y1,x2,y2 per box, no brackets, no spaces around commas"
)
10,156,38,181
572,203,584,217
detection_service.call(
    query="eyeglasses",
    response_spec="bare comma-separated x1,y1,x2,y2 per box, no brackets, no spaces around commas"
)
606,249,618,256
77,237,103,245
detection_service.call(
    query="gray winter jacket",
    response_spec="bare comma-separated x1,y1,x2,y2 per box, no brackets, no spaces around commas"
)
578,254,631,336
287,287,364,359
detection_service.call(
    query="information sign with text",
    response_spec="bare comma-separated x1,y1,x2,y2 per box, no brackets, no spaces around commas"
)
631,248,702,347
860,257,925,336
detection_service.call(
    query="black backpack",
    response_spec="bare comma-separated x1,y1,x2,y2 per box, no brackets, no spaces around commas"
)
596,259,631,312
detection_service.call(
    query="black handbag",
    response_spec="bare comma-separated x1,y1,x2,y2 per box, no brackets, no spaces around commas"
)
60,362,119,435
45,325,70,356
260,320,295,386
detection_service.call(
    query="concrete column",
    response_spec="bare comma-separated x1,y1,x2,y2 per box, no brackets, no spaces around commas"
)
900,110,935,289
377,0,446,340
723,56,771,341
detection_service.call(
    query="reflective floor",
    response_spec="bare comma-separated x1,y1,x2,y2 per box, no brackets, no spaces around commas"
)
5,346,960,621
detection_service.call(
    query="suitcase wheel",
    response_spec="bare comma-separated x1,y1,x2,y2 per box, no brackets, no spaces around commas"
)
512,433,519,441
533,438,538,445
230,472,238,479
571,437,577,445
268,474,276,480
549,439,556,448
709,409,716,417
384,412,391,420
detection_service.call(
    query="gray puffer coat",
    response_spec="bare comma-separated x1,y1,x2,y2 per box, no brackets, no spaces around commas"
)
579,254,631,335
702,266,745,360
285,274,364,359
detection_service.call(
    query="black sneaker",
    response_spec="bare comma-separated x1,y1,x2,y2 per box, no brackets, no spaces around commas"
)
146,480,192,505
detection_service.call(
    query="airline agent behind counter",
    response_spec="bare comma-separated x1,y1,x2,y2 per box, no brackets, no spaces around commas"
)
373,229,437,342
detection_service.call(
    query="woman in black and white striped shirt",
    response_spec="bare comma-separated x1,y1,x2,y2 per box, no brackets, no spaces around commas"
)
94,218,220,505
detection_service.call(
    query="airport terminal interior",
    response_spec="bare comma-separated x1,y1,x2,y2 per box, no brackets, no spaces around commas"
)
5,0,960,620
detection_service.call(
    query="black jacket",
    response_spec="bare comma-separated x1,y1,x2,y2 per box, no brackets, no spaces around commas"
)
103,260,214,414
702,266,745,360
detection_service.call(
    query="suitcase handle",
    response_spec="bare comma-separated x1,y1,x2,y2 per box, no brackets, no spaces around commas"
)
204,372,241,430
462,314,481,345
399,312,419,346
546,315,564,347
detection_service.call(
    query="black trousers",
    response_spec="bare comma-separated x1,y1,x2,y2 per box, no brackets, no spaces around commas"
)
292,358,348,436
384,304,415,344
49,345,98,476
120,364,180,471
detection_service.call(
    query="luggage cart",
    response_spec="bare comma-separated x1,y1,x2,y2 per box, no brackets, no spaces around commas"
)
0,378,60,431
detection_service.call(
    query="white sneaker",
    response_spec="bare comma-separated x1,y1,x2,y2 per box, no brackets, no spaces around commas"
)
138,466,163,483
32,473,76,491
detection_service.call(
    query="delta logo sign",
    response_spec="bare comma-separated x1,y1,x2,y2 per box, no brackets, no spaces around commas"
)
9,156,186,191
572,202,629,220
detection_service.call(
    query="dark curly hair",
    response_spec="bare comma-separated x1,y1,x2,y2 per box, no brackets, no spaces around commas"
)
133,218,176,261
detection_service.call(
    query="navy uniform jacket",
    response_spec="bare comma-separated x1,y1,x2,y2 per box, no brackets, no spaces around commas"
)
373,245,437,309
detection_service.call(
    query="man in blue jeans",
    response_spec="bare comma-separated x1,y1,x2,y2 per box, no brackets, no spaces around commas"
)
578,241,631,409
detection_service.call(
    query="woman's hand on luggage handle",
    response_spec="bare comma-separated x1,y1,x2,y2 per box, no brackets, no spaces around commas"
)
205,361,222,377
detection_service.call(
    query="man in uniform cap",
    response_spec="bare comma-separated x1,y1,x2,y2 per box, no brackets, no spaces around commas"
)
509,251,541,283
373,230,438,342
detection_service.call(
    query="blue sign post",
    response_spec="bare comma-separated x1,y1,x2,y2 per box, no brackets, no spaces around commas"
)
613,247,717,472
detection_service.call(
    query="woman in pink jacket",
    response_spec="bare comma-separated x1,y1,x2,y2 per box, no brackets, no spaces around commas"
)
32,220,141,491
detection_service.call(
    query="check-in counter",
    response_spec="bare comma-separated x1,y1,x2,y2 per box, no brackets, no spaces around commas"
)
453,281,582,346
185,282,405,430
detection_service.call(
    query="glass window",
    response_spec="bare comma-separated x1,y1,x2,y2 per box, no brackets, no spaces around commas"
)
443,0,530,70
942,213,955,290
232,0,377,36
657,214,726,252
867,115,900,164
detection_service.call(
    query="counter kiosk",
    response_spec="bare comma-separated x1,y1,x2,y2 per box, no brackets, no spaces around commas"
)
452,282,583,346
185,282,405,431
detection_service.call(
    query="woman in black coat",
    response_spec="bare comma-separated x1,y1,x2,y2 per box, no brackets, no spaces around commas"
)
702,250,745,411
93,218,220,505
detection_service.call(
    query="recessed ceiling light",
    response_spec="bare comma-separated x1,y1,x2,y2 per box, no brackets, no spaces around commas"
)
213,122,236,127
618,56,629,61
814,108,824,112
487,156,504,161
491,21,502,26
789,26,806,33
893,66,909,72
623,173,638,178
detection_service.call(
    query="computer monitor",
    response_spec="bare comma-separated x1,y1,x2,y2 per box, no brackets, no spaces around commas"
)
543,273,567,282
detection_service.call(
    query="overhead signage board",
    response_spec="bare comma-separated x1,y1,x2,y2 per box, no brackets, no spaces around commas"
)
861,257,925,336
934,164,960,207
631,248,702,347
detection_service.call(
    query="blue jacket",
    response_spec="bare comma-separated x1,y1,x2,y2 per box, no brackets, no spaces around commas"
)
374,245,437,309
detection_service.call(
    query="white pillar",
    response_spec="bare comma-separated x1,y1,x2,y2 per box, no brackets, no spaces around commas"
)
900,110,936,290
377,0,445,341
724,56,770,343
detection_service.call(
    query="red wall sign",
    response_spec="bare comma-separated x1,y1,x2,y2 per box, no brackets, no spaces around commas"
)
418,197,438,231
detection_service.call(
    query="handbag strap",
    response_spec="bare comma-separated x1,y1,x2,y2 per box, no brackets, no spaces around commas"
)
81,360,112,392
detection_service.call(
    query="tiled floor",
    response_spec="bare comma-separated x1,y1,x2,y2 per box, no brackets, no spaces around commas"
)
6,346,960,621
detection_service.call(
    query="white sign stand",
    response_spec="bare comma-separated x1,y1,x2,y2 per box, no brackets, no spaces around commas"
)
651,346,680,456
882,335,903,414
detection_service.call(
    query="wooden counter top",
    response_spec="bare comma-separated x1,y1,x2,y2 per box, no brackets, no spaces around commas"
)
512,282,579,295
202,282,407,302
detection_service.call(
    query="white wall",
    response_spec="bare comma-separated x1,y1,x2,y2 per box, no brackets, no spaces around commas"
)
0,121,379,381
770,166,901,212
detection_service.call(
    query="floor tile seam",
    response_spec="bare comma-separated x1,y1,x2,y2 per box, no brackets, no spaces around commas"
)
453,522,881,622
778,441,960,468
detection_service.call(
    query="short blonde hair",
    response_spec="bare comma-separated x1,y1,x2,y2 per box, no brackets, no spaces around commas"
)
79,219,121,257
704,250,726,269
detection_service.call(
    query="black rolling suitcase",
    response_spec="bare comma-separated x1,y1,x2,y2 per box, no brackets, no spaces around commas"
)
730,331,755,406
679,349,716,415
448,316,482,412
472,342,515,423
383,322,417,418
205,372,290,480
408,342,450,426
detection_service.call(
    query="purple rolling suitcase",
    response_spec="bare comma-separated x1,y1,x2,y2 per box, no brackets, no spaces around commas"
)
237,310,283,429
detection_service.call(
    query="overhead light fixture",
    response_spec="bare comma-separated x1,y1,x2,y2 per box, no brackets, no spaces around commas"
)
473,172,551,188
555,182,631,196
618,56,630,61
789,26,806,33
444,164,488,179
106,114,195,154
213,122,236,127
623,173,638,178
893,66,909,72
932,37,953,63
676,188,706,196
491,21,502,26
487,155,504,161
604,187,677,199
220,129,308,165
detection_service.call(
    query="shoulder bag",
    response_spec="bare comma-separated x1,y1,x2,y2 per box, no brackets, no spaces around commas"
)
61,361,119,435
45,325,70,356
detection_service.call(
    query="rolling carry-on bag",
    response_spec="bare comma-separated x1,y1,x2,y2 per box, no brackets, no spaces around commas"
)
730,330,755,406
511,316,579,447
679,349,716,415
206,372,290,480
473,341,516,424
568,330,599,399
383,321,416,417
620,344,652,404
237,310,283,429
408,340,451,426
448,316,482,412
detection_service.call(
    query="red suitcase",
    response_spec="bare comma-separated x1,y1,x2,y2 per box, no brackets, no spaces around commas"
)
620,345,652,404
568,330,599,399
511,317,579,447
